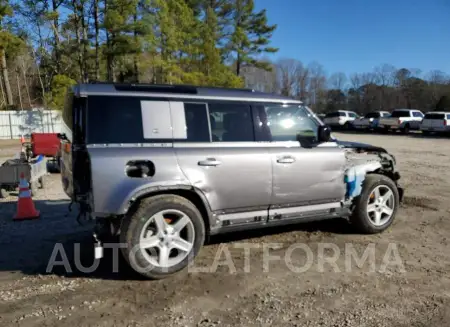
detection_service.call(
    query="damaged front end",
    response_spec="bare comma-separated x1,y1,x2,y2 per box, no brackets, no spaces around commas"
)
338,141,404,204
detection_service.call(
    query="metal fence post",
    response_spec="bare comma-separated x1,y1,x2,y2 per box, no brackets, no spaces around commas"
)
8,112,13,139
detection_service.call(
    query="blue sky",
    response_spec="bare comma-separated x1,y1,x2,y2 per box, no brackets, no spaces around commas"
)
255,0,450,77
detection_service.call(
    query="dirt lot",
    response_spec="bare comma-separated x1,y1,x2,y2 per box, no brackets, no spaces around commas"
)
1,133,450,327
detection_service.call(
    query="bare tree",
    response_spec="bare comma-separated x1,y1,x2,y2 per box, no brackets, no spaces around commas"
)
307,61,326,109
328,72,347,90
276,58,302,97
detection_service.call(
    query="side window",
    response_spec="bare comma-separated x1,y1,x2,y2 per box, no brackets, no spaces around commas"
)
87,96,145,144
253,104,319,143
447,114,450,120
413,111,424,118
348,112,357,118
183,103,210,142
339,112,346,117
208,103,254,142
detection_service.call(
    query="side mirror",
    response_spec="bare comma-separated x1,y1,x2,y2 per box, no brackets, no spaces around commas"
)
318,125,332,143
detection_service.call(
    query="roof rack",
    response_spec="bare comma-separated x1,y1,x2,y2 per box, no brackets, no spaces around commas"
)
113,83,198,94
86,81,256,94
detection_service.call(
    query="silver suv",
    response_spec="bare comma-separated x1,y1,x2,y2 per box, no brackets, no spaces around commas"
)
59,83,404,279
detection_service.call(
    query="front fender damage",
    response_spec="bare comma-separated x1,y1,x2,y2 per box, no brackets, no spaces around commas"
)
342,143,404,209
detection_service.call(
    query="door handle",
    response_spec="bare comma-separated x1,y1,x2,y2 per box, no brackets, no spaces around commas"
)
276,156,295,164
198,158,221,166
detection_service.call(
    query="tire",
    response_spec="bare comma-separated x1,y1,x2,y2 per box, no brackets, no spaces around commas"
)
30,182,39,197
350,174,400,234
0,187,8,199
402,124,410,134
120,194,206,279
38,176,47,189
344,122,351,130
422,130,431,136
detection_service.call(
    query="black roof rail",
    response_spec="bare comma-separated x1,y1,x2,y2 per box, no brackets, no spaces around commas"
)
86,81,256,94
114,83,198,94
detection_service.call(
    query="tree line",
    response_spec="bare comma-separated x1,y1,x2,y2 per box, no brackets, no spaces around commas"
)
243,60,450,114
0,0,448,114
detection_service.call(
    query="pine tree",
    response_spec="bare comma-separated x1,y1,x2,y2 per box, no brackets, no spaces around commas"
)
228,0,277,76
0,0,23,106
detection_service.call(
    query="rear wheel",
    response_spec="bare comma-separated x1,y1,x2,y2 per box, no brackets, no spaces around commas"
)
120,194,205,279
402,124,410,134
350,174,399,234
344,122,351,130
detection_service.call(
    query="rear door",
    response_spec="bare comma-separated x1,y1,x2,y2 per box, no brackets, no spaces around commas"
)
430,113,445,130
175,101,272,218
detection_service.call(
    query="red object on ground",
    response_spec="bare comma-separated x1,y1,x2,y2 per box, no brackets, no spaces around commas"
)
14,173,40,221
31,133,60,157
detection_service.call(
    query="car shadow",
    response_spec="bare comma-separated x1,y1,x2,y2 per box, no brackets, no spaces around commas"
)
0,199,356,281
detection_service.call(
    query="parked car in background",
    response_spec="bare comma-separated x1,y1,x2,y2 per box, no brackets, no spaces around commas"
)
378,109,424,133
323,110,359,129
352,111,391,131
420,112,450,135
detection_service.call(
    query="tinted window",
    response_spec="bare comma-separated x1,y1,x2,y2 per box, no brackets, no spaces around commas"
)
348,112,357,118
390,111,411,118
184,103,210,142
87,96,145,144
447,114,450,120
338,112,346,117
86,97,211,144
424,113,445,119
365,112,379,118
412,111,424,118
208,103,254,142
254,105,318,143
62,92,74,131
381,112,390,117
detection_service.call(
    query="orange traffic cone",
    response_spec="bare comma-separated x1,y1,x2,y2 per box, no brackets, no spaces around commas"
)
20,135,25,144
14,173,40,221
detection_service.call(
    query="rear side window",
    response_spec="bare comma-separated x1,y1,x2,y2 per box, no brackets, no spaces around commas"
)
348,112,357,118
184,103,210,142
62,92,74,133
447,114,450,120
390,111,411,118
208,103,254,142
424,113,445,119
412,111,424,118
338,112,346,117
87,96,145,144
86,97,211,144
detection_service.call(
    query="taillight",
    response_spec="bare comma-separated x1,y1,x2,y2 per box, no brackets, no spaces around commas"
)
398,119,401,125
444,120,447,126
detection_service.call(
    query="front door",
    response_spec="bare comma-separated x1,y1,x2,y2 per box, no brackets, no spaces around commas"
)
253,104,346,210
269,143,346,206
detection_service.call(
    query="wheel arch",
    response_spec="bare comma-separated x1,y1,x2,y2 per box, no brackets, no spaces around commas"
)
124,186,214,234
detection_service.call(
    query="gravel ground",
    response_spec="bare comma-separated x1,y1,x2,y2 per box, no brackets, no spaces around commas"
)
1,132,450,327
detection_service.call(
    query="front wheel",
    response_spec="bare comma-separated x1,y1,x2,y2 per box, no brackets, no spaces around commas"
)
120,194,205,279
350,174,400,234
